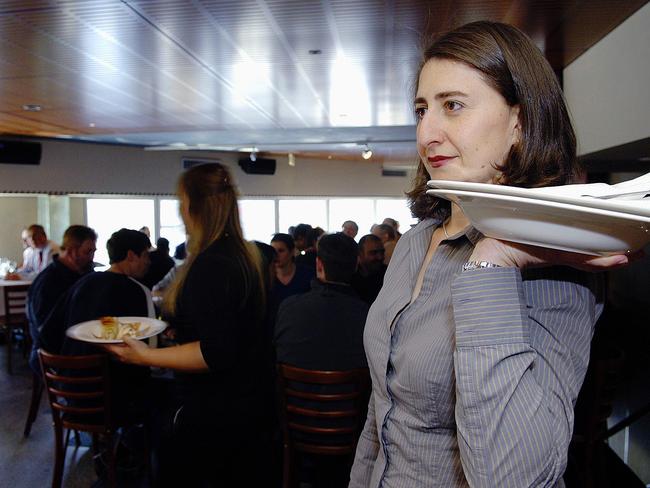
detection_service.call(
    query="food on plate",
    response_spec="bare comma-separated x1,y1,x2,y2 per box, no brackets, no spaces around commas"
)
100,316,119,340
96,317,151,340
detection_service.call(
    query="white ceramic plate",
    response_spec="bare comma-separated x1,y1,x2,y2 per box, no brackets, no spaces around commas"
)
66,316,167,344
427,179,650,218
425,188,650,255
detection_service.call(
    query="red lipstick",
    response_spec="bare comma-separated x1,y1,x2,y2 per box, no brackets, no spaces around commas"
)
427,155,454,168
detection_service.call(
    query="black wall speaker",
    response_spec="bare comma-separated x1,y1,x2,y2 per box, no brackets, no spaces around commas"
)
0,140,42,165
238,156,276,175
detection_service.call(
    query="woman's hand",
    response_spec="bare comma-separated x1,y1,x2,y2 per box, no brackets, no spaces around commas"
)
469,237,640,271
102,337,151,366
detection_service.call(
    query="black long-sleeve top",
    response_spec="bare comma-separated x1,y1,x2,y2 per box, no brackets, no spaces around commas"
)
171,236,273,433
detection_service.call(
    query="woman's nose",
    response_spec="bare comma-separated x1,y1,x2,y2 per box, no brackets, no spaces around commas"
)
417,110,444,147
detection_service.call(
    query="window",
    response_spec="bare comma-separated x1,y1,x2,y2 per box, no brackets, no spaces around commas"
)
238,199,276,243
278,199,327,236
375,199,417,233
86,198,155,266
328,199,375,238
160,199,185,252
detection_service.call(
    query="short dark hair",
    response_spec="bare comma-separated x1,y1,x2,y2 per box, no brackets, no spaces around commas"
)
61,225,97,251
358,234,382,255
271,233,295,252
106,228,151,264
317,233,358,284
342,220,359,231
156,237,170,250
293,223,316,248
408,21,579,220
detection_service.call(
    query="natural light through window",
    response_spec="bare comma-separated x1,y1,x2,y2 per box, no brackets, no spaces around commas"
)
238,199,276,243
278,200,327,236
328,199,375,238
375,199,417,232
160,199,185,252
86,199,155,266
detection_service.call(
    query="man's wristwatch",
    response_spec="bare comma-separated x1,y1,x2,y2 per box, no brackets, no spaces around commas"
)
461,260,502,272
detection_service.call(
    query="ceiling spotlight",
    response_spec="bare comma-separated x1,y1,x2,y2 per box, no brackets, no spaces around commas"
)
22,104,42,112
361,145,373,160
288,153,296,167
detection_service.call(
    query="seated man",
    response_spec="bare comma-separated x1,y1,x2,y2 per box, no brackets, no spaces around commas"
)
351,234,387,305
275,233,369,487
6,224,60,280
274,232,368,371
39,228,154,416
27,225,97,373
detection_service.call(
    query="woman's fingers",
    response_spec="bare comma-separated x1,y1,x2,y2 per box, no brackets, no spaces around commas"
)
471,237,639,271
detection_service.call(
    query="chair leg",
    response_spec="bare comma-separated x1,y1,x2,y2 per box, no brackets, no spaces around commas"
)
282,444,292,488
24,373,43,437
7,327,13,375
52,423,65,488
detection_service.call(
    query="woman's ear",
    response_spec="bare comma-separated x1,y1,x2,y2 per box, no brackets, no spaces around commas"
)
510,104,521,147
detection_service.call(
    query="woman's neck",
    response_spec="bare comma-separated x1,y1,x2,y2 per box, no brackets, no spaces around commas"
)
446,202,471,235
276,261,296,277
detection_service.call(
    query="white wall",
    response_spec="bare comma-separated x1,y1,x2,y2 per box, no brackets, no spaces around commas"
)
0,197,38,263
0,139,413,197
0,138,414,261
564,2,650,156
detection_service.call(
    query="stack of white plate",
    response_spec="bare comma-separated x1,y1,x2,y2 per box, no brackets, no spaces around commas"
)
426,180,650,256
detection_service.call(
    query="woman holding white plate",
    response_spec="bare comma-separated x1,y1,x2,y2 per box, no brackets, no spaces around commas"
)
349,21,632,488
105,163,273,487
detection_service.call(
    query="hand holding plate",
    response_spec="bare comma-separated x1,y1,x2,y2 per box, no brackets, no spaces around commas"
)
102,337,150,366
469,237,637,271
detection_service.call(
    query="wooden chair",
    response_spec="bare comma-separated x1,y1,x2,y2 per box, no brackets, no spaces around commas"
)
276,364,371,488
1,284,30,374
39,349,149,488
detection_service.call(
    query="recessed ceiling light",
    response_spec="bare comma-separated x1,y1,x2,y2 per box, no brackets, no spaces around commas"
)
22,104,42,112
89,123,95,128
308,49,322,55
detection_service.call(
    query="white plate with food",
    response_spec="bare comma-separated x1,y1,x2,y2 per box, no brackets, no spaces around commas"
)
425,188,650,255
427,180,650,218
66,316,167,344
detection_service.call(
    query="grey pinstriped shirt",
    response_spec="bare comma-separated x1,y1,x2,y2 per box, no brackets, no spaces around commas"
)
349,219,602,487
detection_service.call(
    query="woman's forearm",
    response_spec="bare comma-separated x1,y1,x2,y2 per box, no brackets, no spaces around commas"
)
138,341,209,372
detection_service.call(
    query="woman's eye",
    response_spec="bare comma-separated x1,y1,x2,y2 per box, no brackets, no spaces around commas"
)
444,100,463,111
414,107,427,120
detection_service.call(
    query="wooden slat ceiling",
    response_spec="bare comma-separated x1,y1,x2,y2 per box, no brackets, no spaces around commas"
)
0,0,647,161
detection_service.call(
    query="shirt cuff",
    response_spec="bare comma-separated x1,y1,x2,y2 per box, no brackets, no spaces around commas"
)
451,267,529,348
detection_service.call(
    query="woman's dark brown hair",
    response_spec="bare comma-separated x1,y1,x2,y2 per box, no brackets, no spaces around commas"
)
407,21,580,220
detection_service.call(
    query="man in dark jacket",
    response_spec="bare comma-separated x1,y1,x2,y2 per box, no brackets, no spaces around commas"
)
27,225,97,373
274,232,368,370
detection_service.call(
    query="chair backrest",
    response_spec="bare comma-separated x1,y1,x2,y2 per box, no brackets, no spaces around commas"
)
276,363,371,456
4,284,30,325
39,349,113,434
